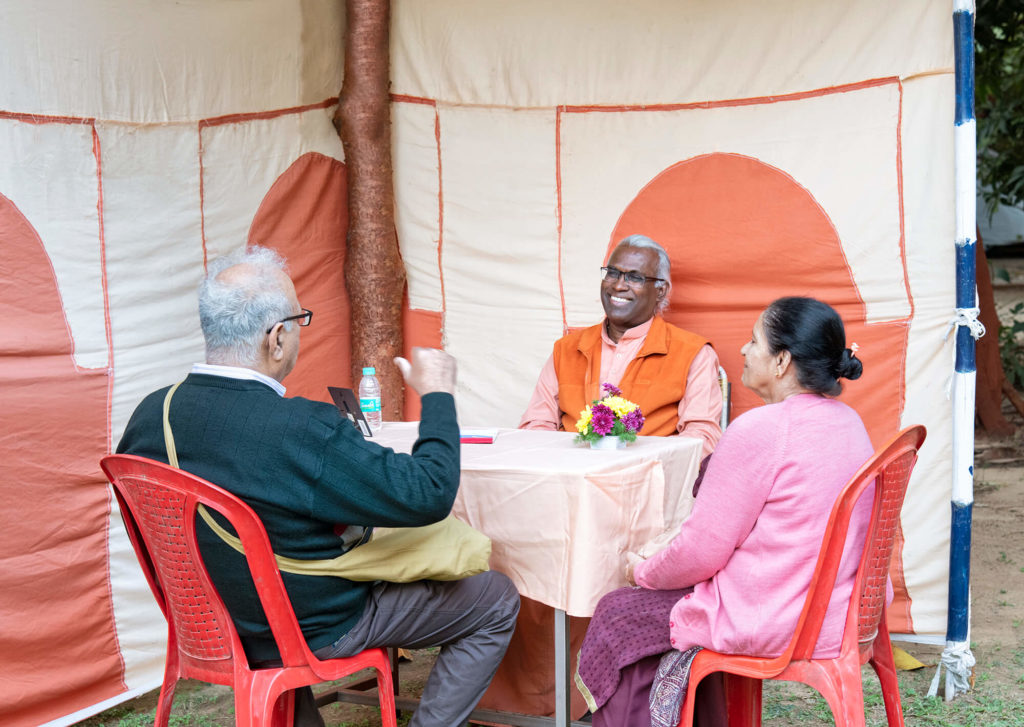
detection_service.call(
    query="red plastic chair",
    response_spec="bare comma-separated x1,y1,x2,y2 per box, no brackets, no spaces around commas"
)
100,454,397,727
677,424,927,727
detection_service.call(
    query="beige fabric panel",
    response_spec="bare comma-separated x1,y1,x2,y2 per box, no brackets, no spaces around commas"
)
102,105,348,692
101,122,206,692
103,124,205,443
896,73,957,639
202,108,345,260
394,101,443,312
392,0,950,107
0,119,108,370
2,0,344,121
103,495,167,695
438,106,562,425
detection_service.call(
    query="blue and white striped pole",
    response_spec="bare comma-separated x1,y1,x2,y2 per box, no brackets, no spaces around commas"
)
930,0,980,701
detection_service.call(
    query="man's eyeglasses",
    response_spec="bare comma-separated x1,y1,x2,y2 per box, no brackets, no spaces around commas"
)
600,266,665,288
267,308,313,334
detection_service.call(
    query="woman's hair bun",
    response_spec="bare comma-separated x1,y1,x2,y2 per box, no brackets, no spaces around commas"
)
837,349,863,381
763,296,864,396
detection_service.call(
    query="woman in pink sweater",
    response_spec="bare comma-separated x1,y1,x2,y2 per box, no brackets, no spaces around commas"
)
576,297,871,726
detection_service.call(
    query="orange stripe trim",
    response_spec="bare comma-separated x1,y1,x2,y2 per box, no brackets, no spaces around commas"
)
895,78,915,368
391,94,437,107
560,77,899,114
888,79,914,633
0,110,95,125
555,108,568,334
91,124,115,446
198,123,209,269
92,121,130,690
435,108,447,320
198,97,338,129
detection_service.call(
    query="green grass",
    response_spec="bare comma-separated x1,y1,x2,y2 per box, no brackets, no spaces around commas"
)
326,715,411,727
79,672,1024,727
81,701,225,727
76,647,1024,727
759,661,1024,726
77,682,232,727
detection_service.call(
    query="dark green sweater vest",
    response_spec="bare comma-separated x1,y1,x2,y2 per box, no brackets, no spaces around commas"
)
117,373,460,662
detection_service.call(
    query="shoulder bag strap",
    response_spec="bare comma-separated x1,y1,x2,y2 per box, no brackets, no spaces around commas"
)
161,379,355,575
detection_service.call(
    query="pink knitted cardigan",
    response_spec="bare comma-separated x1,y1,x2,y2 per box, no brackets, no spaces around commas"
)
634,393,875,659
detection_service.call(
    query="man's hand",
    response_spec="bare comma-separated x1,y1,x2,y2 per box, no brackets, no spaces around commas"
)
394,347,457,396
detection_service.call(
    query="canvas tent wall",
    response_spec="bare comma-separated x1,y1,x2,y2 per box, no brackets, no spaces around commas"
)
0,1,960,724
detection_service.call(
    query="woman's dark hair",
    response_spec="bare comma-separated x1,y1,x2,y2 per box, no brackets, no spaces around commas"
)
761,296,863,397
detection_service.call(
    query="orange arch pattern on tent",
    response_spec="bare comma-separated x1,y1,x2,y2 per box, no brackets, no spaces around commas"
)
610,152,907,444
248,152,353,404
609,153,913,631
0,194,122,723
246,152,442,418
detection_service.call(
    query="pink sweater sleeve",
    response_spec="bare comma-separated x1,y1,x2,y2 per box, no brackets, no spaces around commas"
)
519,354,561,430
635,410,779,590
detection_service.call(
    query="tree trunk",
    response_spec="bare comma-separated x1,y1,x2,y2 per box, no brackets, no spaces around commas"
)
335,0,405,420
975,236,1015,436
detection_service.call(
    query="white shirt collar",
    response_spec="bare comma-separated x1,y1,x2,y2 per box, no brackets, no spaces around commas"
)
190,363,287,397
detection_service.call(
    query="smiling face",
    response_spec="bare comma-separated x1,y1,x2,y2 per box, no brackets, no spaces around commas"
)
601,245,667,342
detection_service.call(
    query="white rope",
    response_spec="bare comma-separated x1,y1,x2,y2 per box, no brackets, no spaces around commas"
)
944,307,986,341
927,642,976,700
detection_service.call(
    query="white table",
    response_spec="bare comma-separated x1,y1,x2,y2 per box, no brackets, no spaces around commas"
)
374,425,703,726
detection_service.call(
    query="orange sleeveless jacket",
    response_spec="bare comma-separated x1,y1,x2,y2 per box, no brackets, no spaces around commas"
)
553,317,709,436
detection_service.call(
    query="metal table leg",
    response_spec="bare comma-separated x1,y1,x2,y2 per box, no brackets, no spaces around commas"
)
554,607,571,727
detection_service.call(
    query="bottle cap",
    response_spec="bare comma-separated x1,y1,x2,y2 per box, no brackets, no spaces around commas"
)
362,367,376,375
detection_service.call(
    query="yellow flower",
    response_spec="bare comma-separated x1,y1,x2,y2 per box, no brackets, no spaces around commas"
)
575,405,593,434
602,395,638,419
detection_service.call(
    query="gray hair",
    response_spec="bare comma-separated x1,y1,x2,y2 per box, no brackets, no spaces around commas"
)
613,234,673,313
198,246,294,366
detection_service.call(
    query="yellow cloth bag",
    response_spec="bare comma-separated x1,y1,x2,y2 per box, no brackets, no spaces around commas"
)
162,382,491,582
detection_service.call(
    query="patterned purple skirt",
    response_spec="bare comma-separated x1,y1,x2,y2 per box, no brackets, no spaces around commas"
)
575,586,694,710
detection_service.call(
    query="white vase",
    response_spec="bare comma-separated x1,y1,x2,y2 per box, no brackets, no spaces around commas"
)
590,435,625,450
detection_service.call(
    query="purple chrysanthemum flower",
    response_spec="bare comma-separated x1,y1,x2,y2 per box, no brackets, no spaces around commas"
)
590,404,615,435
622,407,645,433
602,382,622,397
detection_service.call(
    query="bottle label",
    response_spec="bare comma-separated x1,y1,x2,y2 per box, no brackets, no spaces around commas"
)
360,397,381,413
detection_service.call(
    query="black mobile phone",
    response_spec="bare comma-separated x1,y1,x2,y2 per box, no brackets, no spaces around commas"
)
327,386,373,437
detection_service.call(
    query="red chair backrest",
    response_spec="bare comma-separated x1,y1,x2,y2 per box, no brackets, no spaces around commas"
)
101,454,317,677
785,425,926,661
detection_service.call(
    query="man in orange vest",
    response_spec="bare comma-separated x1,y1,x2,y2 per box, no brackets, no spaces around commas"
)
487,235,723,720
520,234,722,456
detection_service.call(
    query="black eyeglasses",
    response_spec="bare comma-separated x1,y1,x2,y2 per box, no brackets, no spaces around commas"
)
267,308,313,334
601,266,665,288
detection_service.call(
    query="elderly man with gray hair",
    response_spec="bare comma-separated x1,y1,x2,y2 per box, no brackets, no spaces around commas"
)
117,245,519,727
520,234,722,455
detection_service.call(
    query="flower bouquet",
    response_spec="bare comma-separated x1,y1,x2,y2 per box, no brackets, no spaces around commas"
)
574,383,645,449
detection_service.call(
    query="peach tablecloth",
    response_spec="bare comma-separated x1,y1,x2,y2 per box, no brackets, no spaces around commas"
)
375,425,703,617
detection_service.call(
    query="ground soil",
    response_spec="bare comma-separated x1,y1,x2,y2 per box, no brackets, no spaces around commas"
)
952,420,1024,692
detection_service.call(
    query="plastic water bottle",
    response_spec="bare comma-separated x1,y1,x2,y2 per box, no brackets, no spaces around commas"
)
358,366,383,432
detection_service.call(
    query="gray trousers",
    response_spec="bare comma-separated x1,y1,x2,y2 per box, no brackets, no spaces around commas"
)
313,571,520,727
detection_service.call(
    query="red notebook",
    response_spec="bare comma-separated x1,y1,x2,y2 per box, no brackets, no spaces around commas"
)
459,428,498,444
